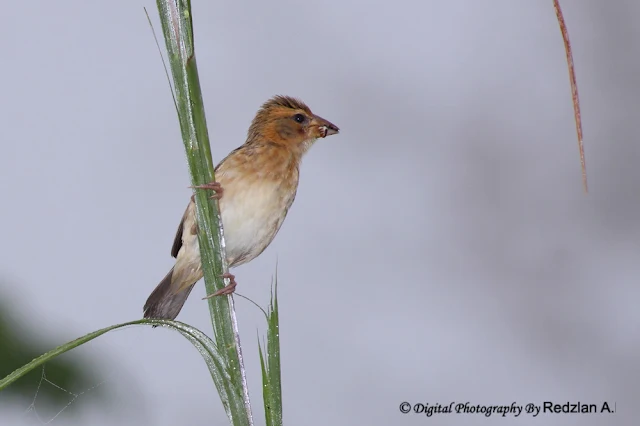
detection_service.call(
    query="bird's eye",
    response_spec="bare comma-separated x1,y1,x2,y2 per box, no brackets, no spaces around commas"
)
293,114,305,123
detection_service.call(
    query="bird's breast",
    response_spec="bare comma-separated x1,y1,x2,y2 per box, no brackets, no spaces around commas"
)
218,175,297,266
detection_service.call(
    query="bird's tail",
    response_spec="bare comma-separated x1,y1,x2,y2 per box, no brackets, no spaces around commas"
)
143,267,196,320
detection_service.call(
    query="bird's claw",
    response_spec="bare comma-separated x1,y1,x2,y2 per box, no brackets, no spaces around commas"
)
202,273,237,299
190,181,224,200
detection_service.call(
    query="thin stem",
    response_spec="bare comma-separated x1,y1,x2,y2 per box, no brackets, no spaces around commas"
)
553,0,587,192
154,1,253,424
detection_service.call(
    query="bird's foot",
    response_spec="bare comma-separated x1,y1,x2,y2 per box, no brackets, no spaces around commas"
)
190,181,224,200
202,273,237,299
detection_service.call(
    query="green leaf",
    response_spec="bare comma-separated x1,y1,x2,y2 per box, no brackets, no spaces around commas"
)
0,296,105,409
0,319,226,393
154,1,253,425
259,277,283,426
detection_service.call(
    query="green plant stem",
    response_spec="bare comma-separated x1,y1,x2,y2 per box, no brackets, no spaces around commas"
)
155,1,252,425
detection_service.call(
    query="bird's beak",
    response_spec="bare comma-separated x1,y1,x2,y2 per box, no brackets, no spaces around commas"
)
311,114,340,138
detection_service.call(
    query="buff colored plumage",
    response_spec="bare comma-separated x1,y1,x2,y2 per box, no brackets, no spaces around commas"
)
143,96,339,320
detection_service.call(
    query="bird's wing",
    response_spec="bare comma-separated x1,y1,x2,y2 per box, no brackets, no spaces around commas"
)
171,208,186,258
171,159,228,258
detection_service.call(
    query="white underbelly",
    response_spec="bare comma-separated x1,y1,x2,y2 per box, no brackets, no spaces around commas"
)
219,181,294,266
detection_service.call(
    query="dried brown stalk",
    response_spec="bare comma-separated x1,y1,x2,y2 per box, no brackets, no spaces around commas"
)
553,0,587,192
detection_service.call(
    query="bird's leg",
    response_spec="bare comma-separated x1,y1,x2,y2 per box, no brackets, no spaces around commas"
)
202,273,238,299
190,181,224,200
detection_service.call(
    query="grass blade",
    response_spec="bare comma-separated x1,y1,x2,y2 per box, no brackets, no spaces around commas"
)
259,278,283,426
154,1,252,425
1,319,225,393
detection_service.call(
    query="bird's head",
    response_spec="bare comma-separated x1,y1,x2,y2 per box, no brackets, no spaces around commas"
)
247,95,339,155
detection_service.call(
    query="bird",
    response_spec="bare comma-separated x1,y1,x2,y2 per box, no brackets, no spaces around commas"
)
143,95,339,320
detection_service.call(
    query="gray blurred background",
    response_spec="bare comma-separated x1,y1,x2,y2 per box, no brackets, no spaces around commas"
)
0,0,637,425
